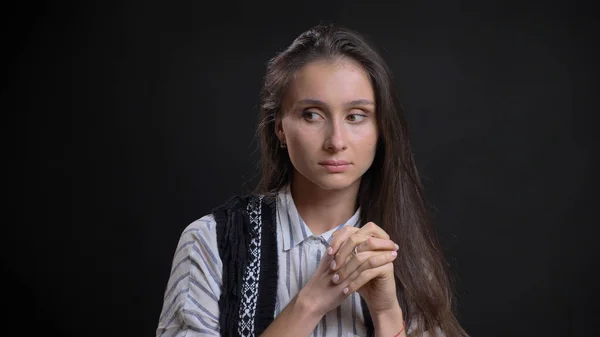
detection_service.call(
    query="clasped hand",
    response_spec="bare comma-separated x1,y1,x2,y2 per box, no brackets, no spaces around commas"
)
298,222,400,318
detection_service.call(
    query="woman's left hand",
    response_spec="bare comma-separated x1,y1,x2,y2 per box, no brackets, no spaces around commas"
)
327,222,401,315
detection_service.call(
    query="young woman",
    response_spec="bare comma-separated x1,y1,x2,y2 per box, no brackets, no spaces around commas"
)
156,23,468,337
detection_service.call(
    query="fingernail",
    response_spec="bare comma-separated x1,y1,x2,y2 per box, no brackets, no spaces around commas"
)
343,287,349,294
327,247,333,255
395,244,399,250
332,274,339,283
391,251,397,257
330,260,336,270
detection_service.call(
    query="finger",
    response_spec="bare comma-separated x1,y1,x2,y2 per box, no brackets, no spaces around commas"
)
331,250,377,284
357,237,399,253
340,237,398,268
333,250,396,285
342,252,398,294
343,264,390,295
318,251,335,272
332,233,370,272
327,226,359,256
356,221,390,240
330,223,394,271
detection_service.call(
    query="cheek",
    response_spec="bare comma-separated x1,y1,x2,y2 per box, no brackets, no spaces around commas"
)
288,133,319,160
350,125,378,151
283,120,322,147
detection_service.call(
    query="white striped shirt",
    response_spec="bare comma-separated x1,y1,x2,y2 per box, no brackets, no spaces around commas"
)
156,187,367,337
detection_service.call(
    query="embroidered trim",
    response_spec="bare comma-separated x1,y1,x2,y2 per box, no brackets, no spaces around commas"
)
238,195,264,336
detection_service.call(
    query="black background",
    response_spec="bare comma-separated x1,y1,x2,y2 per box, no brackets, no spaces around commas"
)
4,1,598,336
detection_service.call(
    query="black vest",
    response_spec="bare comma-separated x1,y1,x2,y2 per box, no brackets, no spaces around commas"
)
212,193,374,337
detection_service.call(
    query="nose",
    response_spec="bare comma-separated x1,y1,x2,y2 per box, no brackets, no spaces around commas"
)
323,119,347,152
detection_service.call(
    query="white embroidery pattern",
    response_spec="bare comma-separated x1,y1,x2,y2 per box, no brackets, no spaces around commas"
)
238,195,263,336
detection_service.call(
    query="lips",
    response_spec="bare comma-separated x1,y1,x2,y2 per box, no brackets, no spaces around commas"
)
319,160,351,173
318,160,350,166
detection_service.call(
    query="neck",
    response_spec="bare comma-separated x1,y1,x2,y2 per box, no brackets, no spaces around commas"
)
290,172,360,236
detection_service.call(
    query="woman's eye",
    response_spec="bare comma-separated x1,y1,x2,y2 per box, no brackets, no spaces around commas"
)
302,111,322,121
347,114,367,122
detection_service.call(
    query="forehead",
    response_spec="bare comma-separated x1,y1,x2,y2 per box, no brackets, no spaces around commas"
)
283,58,374,106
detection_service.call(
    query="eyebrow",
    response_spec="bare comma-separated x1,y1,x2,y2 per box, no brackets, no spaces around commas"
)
296,99,375,108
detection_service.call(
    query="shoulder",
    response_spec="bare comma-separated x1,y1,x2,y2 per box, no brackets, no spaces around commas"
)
212,193,276,210
167,214,222,276
174,214,218,250
180,194,258,238
211,193,278,220
178,193,279,244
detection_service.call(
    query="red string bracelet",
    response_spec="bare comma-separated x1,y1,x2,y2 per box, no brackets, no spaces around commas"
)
392,320,406,337
371,320,406,337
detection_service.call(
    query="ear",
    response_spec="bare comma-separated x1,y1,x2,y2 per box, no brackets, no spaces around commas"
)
275,119,286,145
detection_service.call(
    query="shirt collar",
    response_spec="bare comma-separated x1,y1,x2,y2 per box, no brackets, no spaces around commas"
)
277,185,361,251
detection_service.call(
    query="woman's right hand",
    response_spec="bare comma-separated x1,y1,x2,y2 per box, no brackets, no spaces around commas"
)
296,251,347,318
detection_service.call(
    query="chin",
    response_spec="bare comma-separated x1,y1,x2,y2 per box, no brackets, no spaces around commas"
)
310,175,361,192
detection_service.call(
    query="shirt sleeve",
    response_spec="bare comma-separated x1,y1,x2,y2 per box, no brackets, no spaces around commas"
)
156,215,223,337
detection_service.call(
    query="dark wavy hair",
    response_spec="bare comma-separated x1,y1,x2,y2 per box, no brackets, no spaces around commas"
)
255,23,468,336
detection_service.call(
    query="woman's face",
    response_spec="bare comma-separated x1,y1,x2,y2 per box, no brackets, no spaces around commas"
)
278,57,378,192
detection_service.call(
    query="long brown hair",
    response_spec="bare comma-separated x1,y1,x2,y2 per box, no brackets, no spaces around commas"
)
255,23,468,337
